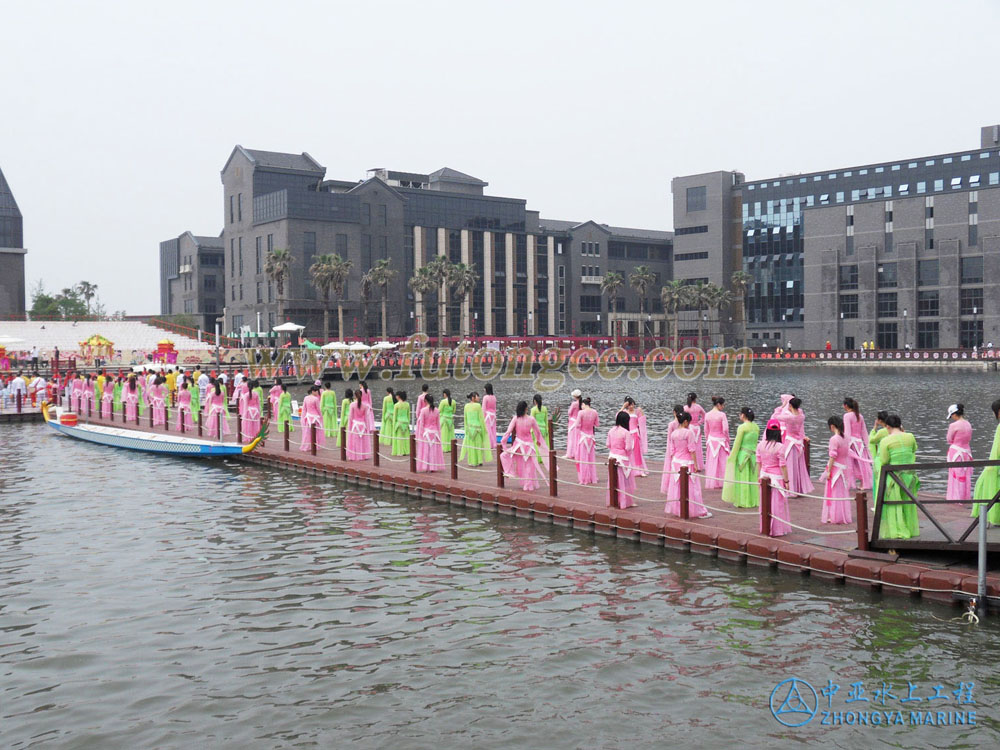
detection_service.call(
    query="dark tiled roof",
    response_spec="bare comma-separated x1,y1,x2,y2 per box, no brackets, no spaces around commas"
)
0,167,22,218
193,235,224,248
244,148,324,173
429,167,488,186
539,217,672,241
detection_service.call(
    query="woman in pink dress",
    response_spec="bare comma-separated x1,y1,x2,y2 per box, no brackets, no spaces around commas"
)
415,394,445,472
843,397,873,490
563,389,583,460
360,381,376,432
123,377,140,422
300,385,326,453
946,403,973,501
268,378,283,419
703,396,730,489
482,383,498,444
177,381,194,431
821,415,853,524
101,379,114,419
82,375,96,416
756,419,792,536
205,381,229,438
243,379,262,441
230,377,249,419
622,398,648,477
660,405,686,493
416,384,429,419
575,397,600,485
779,396,814,496
150,377,167,426
606,411,636,508
663,411,709,517
684,392,707,467
500,400,545,491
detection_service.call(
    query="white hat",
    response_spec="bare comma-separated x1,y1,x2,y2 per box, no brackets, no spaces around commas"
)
947,404,960,418
571,388,582,398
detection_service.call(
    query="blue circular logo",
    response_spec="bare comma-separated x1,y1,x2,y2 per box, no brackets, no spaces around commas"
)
770,677,818,727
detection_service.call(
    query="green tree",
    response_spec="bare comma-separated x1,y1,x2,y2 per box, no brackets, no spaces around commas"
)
329,254,353,341
366,258,397,341
77,281,98,315
448,262,480,339
600,270,625,345
423,255,453,347
730,270,753,348
660,279,688,350
309,253,336,341
264,249,292,323
628,265,656,353
408,266,437,337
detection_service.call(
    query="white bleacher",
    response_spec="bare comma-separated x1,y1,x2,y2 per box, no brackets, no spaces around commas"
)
0,321,214,353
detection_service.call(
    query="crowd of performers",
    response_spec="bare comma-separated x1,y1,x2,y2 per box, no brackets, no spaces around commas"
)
42,366,1000,543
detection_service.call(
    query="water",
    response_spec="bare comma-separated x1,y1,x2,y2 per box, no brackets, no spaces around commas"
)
302,367,1000,489
2,413,999,748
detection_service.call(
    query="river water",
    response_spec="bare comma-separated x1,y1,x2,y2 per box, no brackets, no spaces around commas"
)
2,390,999,748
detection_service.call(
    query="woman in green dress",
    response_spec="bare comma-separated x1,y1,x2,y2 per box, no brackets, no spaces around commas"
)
722,407,760,508
380,388,396,447
335,388,353,446
391,391,411,456
972,398,1000,525
320,382,338,438
868,410,889,506
112,376,123,413
188,376,201,424
459,392,491,466
277,383,293,432
876,414,920,540
439,388,456,451
530,393,549,463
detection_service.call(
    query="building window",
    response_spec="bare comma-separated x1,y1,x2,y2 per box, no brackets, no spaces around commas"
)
917,321,940,350
267,234,273,253
229,195,234,224
960,320,983,348
379,204,387,226
362,203,371,226
970,224,979,247
918,259,939,287
877,322,898,350
232,315,243,331
337,234,348,254
238,237,243,275
239,284,243,301
960,287,983,316
255,237,262,274
256,281,263,303
917,290,939,317
961,256,984,284
839,264,858,290
579,295,602,312
839,294,858,319
686,186,707,212
675,251,709,261
877,292,897,318
204,276,217,291
877,262,897,288
230,239,235,277
675,225,708,235
238,193,242,222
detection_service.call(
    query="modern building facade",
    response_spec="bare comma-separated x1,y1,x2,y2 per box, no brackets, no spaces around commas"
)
0,166,27,316
159,231,225,331
217,146,673,340
673,124,1000,349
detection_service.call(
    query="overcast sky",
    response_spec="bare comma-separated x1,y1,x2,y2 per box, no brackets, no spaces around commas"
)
3,0,998,313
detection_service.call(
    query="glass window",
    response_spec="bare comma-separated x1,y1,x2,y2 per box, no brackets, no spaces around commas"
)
918,259,939,286
982,152,991,159
951,177,962,188
961,155,972,162
970,224,978,247
747,184,755,190
909,162,918,168
877,292,897,318
813,175,822,182
877,262,898,288
840,294,859,319
960,320,983,348
917,181,927,194
851,189,860,201
960,288,983,316
971,174,981,186
899,183,909,194
877,322,898,350
859,169,868,175
943,157,953,164
875,167,884,173
918,321,940,349
839,264,859,290
926,160,935,166
961,256,984,284
820,193,829,204
918,290,939,317
836,191,844,203
686,186,707,212
934,179,944,191
891,164,901,171
991,172,1000,185
828,173,837,180
844,171,853,177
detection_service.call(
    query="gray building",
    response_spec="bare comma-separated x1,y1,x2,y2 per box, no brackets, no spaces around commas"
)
216,146,673,341
159,231,225,331
0,166,27,316
674,124,1000,350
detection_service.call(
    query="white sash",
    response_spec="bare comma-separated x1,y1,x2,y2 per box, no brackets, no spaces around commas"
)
577,432,596,450
707,435,727,458
349,418,366,435
848,436,873,464
783,436,803,460
948,446,972,462
761,471,787,498
828,461,847,488
422,428,441,447
608,452,632,478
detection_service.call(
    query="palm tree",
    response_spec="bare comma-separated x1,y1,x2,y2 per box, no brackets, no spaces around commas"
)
329,254,353,341
448,262,480,339
265,249,292,323
703,284,734,348
77,281,98,315
660,279,687,350
689,282,712,349
360,270,374,341
730,270,753,348
423,255,453,347
600,271,625,345
309,254,336,341
628,265,656,353
367,258,398,340
408,266,437,338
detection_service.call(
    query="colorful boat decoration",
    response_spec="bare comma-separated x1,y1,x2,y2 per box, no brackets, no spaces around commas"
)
41,403,268,457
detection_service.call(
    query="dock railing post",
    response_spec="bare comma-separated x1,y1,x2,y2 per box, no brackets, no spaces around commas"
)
87,397,91,419
164,405,169,431
760,477,773,536
149,407,153,428
284,421,290,452
549,448,557,497
547,417,554,452
496,443,505,488
679,465,689,519
855,491,870,551
804,437,811,472
340,427,347,461
311,422,317,456
978,504,988,618
608,457,620,509
179,407,184,433
409,434,417,473
451,439,458,480
373,429,380,467
236,411,242,444
198,410,203,436
16,391,21,414
218,413,224,442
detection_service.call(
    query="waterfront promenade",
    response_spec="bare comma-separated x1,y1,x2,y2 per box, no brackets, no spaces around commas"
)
56,403,1000,612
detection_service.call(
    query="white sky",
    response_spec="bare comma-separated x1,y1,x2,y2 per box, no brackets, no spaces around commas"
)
3,0,998,313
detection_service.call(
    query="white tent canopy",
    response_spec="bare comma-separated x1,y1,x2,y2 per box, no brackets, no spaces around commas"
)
272,322,305,332
347,342,370,352
321,341,348,350
371,341,397,350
